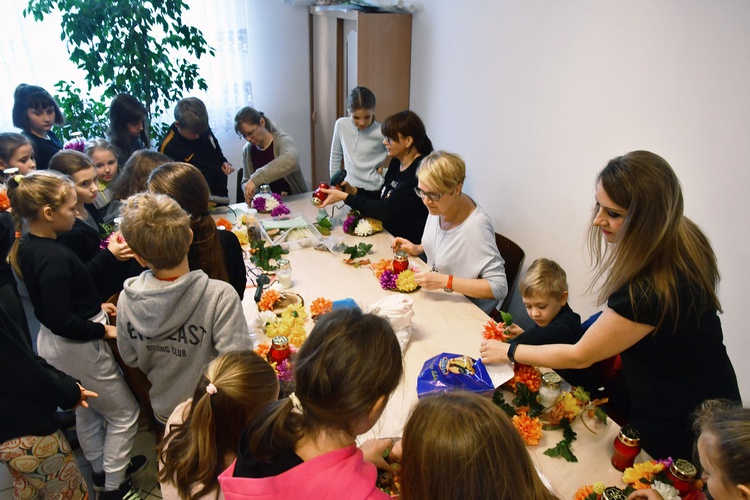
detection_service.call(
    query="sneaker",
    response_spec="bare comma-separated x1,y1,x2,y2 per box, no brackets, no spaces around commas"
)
92,455,148,492
98,480,142,500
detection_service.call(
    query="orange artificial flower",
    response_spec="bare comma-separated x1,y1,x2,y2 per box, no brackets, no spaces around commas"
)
573,485,597,500
482,318,510,341
512,413,543,446
310,297,333,317
216,217,233,231
258,289,281,311
255,343,270,359
370,259,393,279
509,363,542,393
0,191,9,212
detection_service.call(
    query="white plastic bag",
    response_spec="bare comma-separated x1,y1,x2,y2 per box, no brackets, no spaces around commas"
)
365,295,414,354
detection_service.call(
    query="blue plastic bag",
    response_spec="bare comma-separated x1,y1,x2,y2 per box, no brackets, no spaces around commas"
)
416,352,495,398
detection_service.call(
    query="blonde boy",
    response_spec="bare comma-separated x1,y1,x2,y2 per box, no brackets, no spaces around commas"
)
508,258,581,345
116,193,250,423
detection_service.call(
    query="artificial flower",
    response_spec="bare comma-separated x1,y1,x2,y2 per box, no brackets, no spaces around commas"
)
216,217,233,231
371,259,393,279
354,218,374,236
264,196,280,211
592,483,606,495
512,413,543,446
622,461,664,490
379,269,398,290
232,229,249,245
482,318,510,341
366,217,383,232
258,289,281,311
276,358,294,382
255,343,270,359
271,203,290,218
395,269,418,292
251,311,278,334
281,303,308,322
252,196,267,211
310,297,333,317
652,481,680,500
509,363,542,393
558,392,582,420
573,485,596,500
0,190,9,212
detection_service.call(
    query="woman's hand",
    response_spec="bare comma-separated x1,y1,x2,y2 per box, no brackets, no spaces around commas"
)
391,237,421,256
75,383,98,409
107,232,134,261
244,181,257,204
360,438,393,469
318,187,348,208
413,269,448,291
479,339,510,364
221,162,235,175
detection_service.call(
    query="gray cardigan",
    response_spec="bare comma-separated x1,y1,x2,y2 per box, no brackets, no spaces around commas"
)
240,129,308,194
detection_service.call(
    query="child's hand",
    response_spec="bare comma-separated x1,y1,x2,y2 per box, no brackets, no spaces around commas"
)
101,303,117,316
628,490,665,500
107,232,134,261
508,324,524,337
479,339,510,365
360,438,393,470
103,324,117,339
221,162,235,175
75,383,98,409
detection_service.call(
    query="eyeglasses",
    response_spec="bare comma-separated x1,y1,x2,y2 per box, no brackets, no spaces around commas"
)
414,187,444,202
238,126,259,140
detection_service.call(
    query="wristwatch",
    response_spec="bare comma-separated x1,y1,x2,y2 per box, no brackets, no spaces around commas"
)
444,275,454,293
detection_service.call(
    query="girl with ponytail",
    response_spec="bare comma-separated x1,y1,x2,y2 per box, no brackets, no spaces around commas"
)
158,351,279,500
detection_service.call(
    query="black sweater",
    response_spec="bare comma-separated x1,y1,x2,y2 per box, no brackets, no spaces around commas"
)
19,234,105,341
345,156,429,244
0,303,81,442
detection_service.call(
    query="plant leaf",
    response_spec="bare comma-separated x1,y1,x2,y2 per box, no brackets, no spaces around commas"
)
543,439,578,462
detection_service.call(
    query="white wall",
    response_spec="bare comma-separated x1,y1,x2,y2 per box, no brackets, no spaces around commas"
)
406,0,750,402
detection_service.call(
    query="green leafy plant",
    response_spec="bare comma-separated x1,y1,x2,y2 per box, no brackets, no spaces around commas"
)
51,81,109,141
343,243,372,260
249,240,287,272
24,0,214,141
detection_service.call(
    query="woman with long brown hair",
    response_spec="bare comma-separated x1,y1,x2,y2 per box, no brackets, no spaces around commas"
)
148,162,247,299
481,151,740,460
158,351,279,499
398,391,557,500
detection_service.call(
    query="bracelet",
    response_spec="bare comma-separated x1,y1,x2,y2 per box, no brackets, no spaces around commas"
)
507,343,519,364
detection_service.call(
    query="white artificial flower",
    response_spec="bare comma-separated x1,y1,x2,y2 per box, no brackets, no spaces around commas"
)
651,481,680,500
264,195,280,210
251,310,278,335
354,218,374,236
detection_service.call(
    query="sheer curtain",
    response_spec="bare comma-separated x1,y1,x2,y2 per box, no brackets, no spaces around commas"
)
0,0,254,141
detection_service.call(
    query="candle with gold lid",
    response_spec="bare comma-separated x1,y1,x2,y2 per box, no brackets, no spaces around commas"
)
611,426,641,471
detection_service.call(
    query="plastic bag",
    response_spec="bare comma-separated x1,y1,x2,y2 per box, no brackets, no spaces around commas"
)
416,352,495,398
364,295,414,353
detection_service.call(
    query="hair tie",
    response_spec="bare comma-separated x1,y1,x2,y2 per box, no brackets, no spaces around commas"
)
13,175,23,184
206,383,218,395
14,231,21,239
289,392,303,414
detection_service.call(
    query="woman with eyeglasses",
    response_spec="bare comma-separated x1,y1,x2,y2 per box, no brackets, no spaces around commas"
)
234,107,307,204
319,110,432,244
391,151,507,315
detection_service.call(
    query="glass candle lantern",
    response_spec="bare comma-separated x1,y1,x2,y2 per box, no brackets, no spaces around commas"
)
392,250,409,273
611,426,641,471
538,371,562,407
276,259,292,289
259,184,272,194
268,335,291,363
666,459,697,495
311,182,330,206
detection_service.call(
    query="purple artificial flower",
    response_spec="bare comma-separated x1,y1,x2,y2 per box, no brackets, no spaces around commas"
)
271,192,283,203
379,269,398,290
271,203,291,218
252,196,267,211
343,214,357,234
63,140,85,152
276,358,294,382
656,457,674,470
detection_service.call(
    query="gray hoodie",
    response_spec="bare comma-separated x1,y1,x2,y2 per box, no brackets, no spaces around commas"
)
117,269,251,419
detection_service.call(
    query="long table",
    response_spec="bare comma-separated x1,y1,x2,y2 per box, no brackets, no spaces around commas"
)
215,193,648,499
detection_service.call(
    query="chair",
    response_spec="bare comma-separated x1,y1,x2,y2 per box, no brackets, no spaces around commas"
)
493,232,525,315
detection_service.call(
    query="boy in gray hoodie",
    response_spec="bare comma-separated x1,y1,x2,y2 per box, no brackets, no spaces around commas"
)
116,192,251,424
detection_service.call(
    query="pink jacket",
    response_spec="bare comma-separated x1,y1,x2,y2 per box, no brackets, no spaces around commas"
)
218,445,387,500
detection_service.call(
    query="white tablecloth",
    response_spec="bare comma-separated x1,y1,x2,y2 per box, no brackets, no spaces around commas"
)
215,194,646,499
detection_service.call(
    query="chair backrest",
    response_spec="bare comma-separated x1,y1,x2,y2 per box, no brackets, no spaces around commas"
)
495,232,525,314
